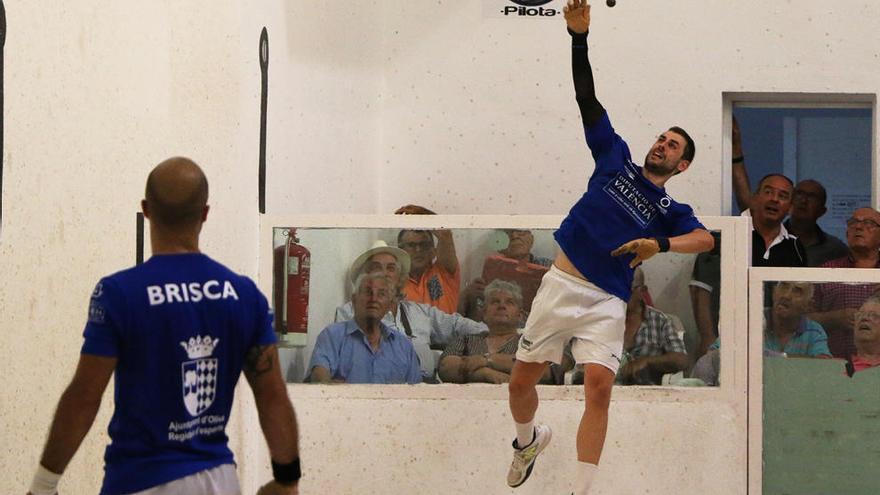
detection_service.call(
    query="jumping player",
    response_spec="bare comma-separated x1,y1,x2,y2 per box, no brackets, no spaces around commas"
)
28,158,301,495
505,1,714,494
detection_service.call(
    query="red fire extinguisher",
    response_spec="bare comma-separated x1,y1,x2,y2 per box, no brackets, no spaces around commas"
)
272,228,310,335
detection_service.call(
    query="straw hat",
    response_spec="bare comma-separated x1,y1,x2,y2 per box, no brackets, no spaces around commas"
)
349,240,411,284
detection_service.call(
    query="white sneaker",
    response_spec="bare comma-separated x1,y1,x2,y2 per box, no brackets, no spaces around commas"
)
506,424,552,488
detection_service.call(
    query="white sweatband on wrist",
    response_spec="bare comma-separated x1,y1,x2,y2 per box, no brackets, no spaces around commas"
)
29,464,61,495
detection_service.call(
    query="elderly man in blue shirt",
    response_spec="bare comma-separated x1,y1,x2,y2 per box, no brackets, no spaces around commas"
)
309,272,421,384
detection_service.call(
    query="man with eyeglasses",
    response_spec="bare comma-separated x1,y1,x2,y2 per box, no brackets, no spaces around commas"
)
395,204,461,315
809,207,880,358
784,179,848,267
851,295,880,374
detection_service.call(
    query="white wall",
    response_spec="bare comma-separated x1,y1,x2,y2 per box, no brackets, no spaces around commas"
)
0,1,256,493
263,0,880,216
1,0,878,494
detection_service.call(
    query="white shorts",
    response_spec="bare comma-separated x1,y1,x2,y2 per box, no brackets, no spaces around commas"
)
128,463,240,495
516,265,626,373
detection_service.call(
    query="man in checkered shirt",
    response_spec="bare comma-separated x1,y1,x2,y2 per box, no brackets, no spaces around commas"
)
809,207,880,358
616,268,690,385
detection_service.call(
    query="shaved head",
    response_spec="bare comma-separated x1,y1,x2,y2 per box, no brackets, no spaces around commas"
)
144,157,208,230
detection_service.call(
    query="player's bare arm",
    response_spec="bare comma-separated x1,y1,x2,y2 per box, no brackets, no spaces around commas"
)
30,354,116,494
245,343,301,495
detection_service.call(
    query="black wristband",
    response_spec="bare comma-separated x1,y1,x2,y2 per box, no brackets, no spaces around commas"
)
654,237,670,253
732,156,744,164
567,28,588,41
272,459,301,485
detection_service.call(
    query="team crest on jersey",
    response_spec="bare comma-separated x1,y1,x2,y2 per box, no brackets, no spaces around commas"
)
180,335,220,417
603,172,658,227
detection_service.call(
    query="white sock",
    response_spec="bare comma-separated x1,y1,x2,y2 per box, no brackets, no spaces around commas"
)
574,461,598,495
515,420,535,448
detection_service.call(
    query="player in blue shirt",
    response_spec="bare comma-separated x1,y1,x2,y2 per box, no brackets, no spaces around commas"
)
505,2,715,494
29,158,301,495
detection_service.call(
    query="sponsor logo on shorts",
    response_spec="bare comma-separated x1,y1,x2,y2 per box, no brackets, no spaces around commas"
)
519,336,533,350
611,353,622,364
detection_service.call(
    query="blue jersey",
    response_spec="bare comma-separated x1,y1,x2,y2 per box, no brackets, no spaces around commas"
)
82,253,276,495
554,111,705,301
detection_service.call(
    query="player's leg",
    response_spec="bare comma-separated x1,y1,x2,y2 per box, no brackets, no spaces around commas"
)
507,359,553,488
571,362,615,494
508,359,549,442
567,285,625,495
577,363,615,463
505,265,571,488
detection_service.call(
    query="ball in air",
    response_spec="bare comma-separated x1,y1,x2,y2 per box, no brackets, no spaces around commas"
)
606,0,616,6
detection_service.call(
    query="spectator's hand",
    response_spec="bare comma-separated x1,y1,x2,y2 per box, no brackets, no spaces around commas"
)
481,367,511,384
611,238,661,268
619,357,650,381
257,481,298,495
820,308,857,331
463,278,488,302
564,0,591,34
462,355,489,375
486,352,515,370
395,204,436,215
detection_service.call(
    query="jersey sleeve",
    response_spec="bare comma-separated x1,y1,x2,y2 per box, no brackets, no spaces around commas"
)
583,111,618,160
666,202,707,237
81,278,124,357
245,277,278,349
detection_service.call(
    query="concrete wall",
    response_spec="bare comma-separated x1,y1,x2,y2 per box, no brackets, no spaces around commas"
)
1,0,879,494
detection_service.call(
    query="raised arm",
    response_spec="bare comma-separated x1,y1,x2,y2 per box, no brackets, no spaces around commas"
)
244,343,301,494
433,229,459,276
731,116,752,213
565,0,604,126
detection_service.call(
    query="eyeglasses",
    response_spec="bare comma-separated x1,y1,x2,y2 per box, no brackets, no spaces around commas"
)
846,218,880,230
399,241,434,251
855,311,880,323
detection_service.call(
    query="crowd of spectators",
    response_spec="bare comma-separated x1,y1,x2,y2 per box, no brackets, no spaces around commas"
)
291,113,880,387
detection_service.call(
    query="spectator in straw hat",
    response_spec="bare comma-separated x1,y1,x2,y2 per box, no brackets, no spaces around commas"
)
334,240,486,382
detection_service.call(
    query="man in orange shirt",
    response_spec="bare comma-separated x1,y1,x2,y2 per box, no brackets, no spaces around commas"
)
396,204,461,314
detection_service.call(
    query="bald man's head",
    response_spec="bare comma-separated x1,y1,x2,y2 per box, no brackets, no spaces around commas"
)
143,157,208,230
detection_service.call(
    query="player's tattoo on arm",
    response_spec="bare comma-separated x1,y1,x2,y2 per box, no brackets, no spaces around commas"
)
243,343,277,377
